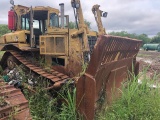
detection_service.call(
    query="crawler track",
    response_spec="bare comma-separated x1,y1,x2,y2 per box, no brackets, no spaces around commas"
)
0,51,71,119
2,51,70,89
0,80,32,120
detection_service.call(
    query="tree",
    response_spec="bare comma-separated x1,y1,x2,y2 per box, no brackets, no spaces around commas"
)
150,32,160,43
84,19,91,29
109,31,151,45
68,21,77,29
0,24,10,37
157,32,160,37
68,19,91,29
138,34,151,44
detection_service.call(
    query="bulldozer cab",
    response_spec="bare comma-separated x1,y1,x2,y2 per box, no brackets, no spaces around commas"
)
9,4,69,47
21,10,45,45
19,6,69,45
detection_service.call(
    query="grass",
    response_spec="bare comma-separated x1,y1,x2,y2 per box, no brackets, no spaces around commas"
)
28,89,58,120
0,51,5,60
0,81,7,108
0,96,6,107
2,64,160,120
23,67,160,120
15,65,77,119
1,64,160,120
23,81,82,120
96,72,160,120
137,53,152,58
1,51,160,119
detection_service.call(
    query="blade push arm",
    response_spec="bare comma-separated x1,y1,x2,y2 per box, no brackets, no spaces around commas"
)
92,4,107,35
71,0,89,51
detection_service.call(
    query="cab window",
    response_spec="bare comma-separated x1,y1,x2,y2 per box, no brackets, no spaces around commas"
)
21,15,30,30
50,13,59,27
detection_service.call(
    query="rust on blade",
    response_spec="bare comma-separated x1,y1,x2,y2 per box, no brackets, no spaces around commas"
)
76,35,142,120
0,81,32,120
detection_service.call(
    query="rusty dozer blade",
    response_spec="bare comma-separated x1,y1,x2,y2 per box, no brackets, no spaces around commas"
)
0,80,32,120
76,35,142,120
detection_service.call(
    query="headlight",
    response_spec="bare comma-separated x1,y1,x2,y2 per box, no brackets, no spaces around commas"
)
75,3,80,9
71,2,80,9
103,12,108,18
10,0,14,5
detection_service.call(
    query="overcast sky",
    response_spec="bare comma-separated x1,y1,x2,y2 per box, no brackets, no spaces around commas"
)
0,0,160,36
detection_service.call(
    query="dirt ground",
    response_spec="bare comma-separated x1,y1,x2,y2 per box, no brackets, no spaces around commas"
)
137,50,160,82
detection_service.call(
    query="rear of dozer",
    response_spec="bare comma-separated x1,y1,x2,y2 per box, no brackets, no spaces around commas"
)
76,35,142,120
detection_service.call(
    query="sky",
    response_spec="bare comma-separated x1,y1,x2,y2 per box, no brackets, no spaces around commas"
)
0,0,160,36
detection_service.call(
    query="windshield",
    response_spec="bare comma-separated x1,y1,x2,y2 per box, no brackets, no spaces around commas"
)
21,15,30,30
21,15,40,30
50,13,59,27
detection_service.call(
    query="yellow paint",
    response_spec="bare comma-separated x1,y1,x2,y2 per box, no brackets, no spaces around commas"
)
0,36,5,44
5,30,28,43
1,2,98,76
114,52,120,61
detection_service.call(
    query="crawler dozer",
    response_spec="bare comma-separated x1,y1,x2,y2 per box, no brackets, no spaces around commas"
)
0,0,142,119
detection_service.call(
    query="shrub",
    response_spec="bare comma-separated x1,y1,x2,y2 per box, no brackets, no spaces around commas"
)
96,73,160,120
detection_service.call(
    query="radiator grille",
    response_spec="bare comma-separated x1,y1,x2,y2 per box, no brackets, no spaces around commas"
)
46,37,55,53
40,36,65,55
56,37,65,53
88,36,97,53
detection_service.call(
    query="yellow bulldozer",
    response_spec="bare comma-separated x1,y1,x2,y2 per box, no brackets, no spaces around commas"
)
0,0,142,119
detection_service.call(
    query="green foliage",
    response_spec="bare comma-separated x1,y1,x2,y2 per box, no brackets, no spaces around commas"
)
29,90,58,120
24,82,82,120
57,87,82,120
69,21,77,29
84,19,91,29
96,73,160,120
68,19,91,29
138,34,151,44
109,31,151,45
151,32,160,43
0,51,5,60
0,24,10,37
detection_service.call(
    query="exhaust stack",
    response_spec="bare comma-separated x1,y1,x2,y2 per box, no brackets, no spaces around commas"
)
30,6,35,48
59,3,65,28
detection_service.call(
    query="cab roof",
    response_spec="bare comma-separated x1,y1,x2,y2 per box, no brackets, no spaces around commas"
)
14,5,59,14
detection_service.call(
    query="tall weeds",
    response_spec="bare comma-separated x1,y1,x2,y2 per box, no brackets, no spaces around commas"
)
96,72,160,120
24,83,82,120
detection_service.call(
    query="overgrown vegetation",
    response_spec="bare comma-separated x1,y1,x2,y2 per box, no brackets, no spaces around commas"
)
23,81,82,120
20,66,160,120
0,24,10,37
96,72,160,120
1,63,160,120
